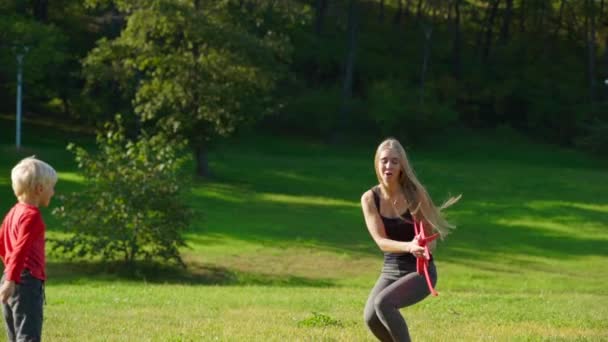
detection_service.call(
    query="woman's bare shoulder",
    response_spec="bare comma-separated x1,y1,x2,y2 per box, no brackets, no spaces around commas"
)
361,188,377,208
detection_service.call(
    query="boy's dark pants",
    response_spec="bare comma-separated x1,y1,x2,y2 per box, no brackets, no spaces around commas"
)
1,270,44,342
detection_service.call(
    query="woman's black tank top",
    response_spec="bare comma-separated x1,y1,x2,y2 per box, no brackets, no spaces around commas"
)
371,186,432,266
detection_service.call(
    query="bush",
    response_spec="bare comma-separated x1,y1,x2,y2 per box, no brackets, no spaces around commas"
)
51,115,192,266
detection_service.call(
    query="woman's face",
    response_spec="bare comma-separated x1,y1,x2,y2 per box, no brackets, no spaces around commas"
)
378,148,402,186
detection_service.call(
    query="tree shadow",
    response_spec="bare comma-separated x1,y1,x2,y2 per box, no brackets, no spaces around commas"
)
4,131,606,285
44,260,337,288
186,158,608,275
439,200,608,264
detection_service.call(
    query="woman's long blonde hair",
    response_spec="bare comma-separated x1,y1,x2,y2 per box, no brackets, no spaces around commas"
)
374,138,460,239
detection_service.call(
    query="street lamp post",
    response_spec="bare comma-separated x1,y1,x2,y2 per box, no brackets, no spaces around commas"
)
15,46,29,150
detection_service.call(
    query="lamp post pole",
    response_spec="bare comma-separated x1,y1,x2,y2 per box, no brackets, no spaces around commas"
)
16,53,23,149
15,46,29,150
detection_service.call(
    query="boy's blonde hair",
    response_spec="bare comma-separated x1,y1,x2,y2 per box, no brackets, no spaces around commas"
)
11,156,57,197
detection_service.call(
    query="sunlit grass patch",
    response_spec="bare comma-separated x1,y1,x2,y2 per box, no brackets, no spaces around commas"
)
257,193,359,208
567,202,608,213
496,218,589,235
191,183,248,203
56,172,85,183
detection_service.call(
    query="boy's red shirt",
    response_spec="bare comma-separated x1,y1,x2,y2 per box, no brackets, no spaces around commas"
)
0,202,46,283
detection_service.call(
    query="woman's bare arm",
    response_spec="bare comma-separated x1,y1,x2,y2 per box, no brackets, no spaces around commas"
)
361,190,424,254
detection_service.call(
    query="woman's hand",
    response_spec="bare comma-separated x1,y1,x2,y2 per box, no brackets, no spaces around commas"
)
408,234,427,259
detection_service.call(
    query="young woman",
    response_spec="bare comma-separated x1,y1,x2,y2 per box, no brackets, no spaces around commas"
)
362,138,460,342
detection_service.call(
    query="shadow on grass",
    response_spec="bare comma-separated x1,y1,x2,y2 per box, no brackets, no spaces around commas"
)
189,139,608,262
45,260,337,287
187,179,608,260
444,201,608,258
3,127,606,285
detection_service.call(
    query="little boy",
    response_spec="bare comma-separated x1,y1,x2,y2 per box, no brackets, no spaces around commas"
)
0,156,57,342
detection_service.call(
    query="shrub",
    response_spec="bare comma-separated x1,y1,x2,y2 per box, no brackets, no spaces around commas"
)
51,115,192,266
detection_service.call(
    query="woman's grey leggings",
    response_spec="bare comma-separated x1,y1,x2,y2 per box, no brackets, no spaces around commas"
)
363,262,437,342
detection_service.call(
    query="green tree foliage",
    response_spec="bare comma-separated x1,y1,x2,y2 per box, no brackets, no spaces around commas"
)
82,0,297,176
0,13,68,114
2,0,607,154
369,79,458,142
0,0,110,121
279,0,607,151
51,115,192,266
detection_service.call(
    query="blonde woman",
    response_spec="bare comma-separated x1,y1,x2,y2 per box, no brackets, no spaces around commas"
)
362,138,459,342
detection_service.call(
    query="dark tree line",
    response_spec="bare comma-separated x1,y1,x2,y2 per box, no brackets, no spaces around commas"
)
1,0,607,168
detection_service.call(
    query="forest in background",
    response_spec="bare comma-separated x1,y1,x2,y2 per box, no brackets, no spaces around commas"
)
1,0,606,163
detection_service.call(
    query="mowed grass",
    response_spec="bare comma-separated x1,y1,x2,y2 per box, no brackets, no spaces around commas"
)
0,117,607,341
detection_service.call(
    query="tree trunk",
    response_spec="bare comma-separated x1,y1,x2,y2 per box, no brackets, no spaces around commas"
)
451,0,462,79
519,0,526,34
420,24,433,106
604,34,608,101
552,0,566,39
60,92,71,117
379,0,385,23
195,144,210,178
129,234,138,268
482,0,500,63
537,0,547,31
336,0,358,142
500,0,513,44
416,0,424,21
447,0,452,23
430,1,440,22
191,1,210,178
32,0,48,22
586,0,597,104
315,0,328,35
394,0,403,24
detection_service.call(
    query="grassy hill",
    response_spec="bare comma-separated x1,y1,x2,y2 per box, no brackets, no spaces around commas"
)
0,117,607,341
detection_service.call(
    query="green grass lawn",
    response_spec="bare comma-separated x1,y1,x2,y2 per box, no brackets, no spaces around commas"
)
0,117,607,341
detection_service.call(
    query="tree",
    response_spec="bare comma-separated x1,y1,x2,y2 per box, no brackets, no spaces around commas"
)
450,0,462,79
0,13,68,116
83,0,293,177
499,0,513,44
394,0,403,24
32,0,48,22
481,0,500,62
585,0,597,104
336,0,358,142
51,116,192,266
314,0,328,35
0,0,102,121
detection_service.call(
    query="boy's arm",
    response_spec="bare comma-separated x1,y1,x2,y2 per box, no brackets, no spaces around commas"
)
4,212,44,283
0,281,15,303
0,216,6,264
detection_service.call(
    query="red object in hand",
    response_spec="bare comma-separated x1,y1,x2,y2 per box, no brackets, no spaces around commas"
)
414,221,439,296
